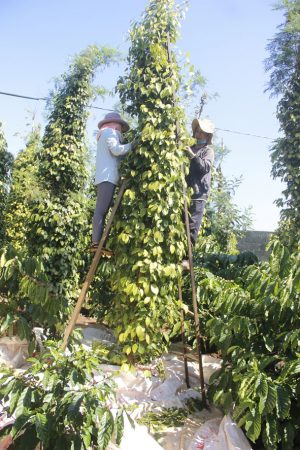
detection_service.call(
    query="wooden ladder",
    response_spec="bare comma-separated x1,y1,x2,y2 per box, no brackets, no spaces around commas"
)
61,179,128,351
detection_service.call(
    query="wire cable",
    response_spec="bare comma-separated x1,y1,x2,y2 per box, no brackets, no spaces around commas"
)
215,127,274,141
0,90,276,140
0,90,115,112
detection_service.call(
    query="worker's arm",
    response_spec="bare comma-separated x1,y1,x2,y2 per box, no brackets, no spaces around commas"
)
193,146,214,175
105,129,132,157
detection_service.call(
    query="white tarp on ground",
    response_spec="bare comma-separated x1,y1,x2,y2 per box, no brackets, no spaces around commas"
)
108,414,164,450
96,355,251,450
0,336,28,368
188,415,252,450
0,324,252,449
87,324,252,450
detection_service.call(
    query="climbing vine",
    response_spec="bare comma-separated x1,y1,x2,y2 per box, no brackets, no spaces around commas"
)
24,46,120,321
106,0,190,362
0,122,13,246
5,127,41,251
265,0,300,248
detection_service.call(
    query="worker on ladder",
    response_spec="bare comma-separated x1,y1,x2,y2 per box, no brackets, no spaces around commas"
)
182,118,215,269
90,112,132,253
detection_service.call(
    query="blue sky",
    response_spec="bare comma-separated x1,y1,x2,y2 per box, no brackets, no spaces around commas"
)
0,0,284,231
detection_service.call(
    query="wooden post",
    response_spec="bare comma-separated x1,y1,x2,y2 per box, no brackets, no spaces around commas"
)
61,180,128,351
182,192,207,406
178,280,190,388
166,33,207,407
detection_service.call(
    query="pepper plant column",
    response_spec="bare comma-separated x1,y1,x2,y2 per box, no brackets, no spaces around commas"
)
108,0,189,362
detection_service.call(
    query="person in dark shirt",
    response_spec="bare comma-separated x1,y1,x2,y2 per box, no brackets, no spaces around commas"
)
183,118,214,269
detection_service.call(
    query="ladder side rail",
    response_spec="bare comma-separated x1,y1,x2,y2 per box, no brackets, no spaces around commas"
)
61,179,128,351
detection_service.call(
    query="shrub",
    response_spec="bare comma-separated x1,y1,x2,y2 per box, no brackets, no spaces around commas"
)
0,341,126,449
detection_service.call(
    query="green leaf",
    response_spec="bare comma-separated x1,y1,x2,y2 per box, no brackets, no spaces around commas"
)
281,422,295,450
264,384,277,413
0,313,14,334
170,244,175,254
115,410,124,445
11,424,39,450
262,415,278,448
150,285,159,295
276,385,291,419
35,412,48,444
245,408,261,442
97,409,114,450
15,387,32,418
136,325,145,341
67,393,84,419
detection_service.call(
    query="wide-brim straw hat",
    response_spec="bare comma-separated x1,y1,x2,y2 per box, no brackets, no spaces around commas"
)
192,118,215,135
98,112,130,132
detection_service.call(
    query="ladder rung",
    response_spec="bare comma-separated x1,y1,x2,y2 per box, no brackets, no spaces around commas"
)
89,248,113,257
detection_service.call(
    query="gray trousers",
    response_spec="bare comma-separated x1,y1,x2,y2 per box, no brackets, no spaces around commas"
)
92,182,116,244
189,199,206,246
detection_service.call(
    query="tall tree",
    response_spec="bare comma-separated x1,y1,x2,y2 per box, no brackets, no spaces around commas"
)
107,0,189,362
0,123,13,246
25,45,120,321
265,0,300,248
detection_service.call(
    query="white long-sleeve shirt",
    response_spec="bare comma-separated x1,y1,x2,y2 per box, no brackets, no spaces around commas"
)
95,128,132,186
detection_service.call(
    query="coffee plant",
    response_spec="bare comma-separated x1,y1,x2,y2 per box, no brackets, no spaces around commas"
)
0,341,126,449
195,239,300,448
107,0,190,362
0,245,60,340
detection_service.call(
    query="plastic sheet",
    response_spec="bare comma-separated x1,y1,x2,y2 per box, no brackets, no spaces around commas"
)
188,415,252,450
0,324,251,450
108,414,164,450
0,409,14,450
0,336,28,368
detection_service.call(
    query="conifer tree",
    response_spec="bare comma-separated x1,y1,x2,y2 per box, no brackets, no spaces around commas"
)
107,0,189,361
26,45,119,315
0,123,13,246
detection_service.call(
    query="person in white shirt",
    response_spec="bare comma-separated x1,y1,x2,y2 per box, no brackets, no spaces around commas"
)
91,112,132,252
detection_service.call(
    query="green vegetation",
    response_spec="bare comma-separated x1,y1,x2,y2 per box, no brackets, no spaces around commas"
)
25,46,120,315
107,0,189,362
200,140,253,254
265,0,300,249
199,239,300,448
0,1,299,449
0,341,125,450
5,127,41,251
0,123,13,247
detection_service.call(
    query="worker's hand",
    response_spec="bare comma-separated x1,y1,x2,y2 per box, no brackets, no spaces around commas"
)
184,146,195,159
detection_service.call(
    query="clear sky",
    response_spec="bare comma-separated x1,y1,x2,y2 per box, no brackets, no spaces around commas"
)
0,0,284,231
